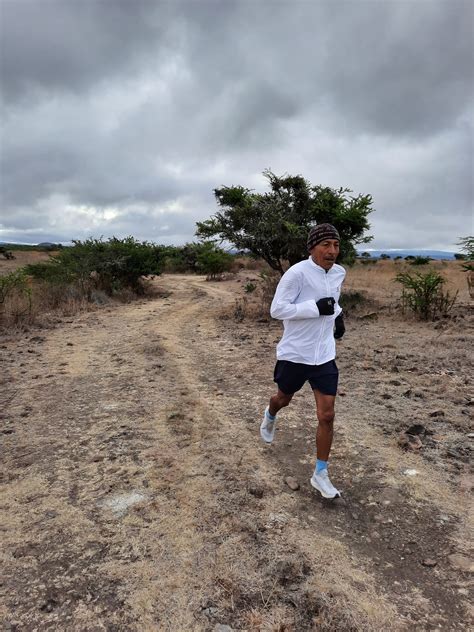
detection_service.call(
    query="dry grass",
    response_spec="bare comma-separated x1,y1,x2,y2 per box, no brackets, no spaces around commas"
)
0,250,58,277
2,267,472,630
345,259,470,305
221,259,471,324
0,282,92,330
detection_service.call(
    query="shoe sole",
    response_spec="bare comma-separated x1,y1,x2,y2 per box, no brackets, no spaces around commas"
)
310,477,340,499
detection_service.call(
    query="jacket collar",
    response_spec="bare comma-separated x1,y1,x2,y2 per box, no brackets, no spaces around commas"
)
308,255,334,273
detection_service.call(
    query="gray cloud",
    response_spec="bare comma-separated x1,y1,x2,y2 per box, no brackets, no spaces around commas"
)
0,0,172,103
1,0,472,250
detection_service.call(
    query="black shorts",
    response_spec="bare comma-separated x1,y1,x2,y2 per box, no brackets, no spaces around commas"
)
273,359,339,396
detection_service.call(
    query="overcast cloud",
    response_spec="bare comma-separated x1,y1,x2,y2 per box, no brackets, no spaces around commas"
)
1,0,472,250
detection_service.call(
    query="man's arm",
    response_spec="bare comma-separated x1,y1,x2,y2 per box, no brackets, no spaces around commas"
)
270,270,332,320
334,312,345,339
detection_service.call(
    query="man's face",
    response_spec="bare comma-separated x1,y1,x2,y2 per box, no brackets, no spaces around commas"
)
310,239,340,270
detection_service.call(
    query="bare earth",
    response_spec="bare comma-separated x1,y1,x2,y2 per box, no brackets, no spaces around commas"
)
1,273,472,631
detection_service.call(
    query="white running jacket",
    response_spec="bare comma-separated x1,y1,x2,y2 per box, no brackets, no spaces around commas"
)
270,257,346,365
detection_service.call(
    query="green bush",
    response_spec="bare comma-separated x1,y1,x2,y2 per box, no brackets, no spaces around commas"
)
0,246,15,260
456,236,474,273
25,237,164,297
196,242,233,280
0,270,32,322
0,270,31,305
244,282,257,293
395,270,457,320
410,256,432,266
160,243,201,273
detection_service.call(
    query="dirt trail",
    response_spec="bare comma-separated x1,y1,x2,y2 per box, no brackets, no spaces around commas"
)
1,274,472,631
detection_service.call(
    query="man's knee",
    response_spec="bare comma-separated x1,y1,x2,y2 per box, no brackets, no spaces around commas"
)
272,391,293,407
318,409,335,425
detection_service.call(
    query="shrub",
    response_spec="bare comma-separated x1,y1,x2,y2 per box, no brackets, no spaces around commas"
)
0,246,15,260
25,237,164,296
379,253,391,260
196,242,233,280
410,256,432,266
339,290,368,315
0,270,31,306
161,243,204,273
0,270,32,324
394,271,457,320
244,282,257,293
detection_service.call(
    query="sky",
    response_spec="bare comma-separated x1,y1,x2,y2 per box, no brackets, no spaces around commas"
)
1,0,473,251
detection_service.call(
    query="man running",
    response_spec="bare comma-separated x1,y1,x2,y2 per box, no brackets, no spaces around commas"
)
260,223,346,499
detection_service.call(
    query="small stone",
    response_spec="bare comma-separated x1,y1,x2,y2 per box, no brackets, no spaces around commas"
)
285,476,300,491
213,625,234,632
421,558,437,568
448,554,474,573
429,410,444,417
403,469,419,476
248,484,264,499
406,424,427,436
398,432,423,451
351,513,359,520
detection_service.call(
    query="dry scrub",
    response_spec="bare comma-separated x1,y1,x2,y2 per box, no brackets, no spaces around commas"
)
1,262,472,631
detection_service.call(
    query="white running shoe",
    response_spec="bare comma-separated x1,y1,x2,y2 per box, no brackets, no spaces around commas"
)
310,469,341,499
260,407,276,444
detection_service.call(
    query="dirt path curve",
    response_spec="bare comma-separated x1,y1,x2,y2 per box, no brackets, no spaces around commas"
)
1,275,472,631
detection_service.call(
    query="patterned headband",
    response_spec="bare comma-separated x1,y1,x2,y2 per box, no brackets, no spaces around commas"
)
307,224,340,250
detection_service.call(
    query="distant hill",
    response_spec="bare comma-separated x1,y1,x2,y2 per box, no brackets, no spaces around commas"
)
357,249,458,260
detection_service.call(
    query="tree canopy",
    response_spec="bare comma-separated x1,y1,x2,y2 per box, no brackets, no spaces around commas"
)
196,169,374,274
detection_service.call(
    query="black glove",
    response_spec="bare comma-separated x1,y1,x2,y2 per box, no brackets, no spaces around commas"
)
334,313,345,339
316,297,335,316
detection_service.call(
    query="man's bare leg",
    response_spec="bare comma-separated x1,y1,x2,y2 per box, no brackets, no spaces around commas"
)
310,390,340,497
269,389,293,416
313,390,336,460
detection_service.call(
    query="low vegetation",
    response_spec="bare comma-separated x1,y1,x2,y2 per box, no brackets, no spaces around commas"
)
0,270,32,325
409,255,432,266
395,270,457,320
0,238,239,328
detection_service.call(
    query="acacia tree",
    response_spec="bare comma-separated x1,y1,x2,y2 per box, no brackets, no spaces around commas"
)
457,236,474,271
196,169,374,274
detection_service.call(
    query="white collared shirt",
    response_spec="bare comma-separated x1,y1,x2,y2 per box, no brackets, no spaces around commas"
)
270,256,346,365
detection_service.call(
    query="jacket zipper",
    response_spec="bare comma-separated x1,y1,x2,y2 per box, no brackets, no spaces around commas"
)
315,269,331,363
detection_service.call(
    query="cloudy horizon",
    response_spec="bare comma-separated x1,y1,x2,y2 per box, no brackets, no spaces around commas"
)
1,0,473,251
